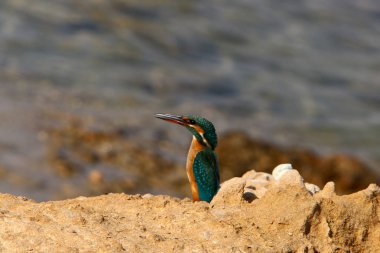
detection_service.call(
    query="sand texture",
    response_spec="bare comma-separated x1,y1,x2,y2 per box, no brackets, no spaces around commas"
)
0,169,378,252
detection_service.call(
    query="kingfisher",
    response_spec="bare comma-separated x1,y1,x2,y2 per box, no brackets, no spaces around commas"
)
155,113,220,203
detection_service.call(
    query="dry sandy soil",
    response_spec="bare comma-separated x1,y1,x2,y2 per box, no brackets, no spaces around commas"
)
0,169,378,252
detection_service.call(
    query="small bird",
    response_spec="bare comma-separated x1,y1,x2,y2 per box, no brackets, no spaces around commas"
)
155,114,220,203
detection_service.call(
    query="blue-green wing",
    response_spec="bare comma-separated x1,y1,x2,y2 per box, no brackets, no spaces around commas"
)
193,150,220,202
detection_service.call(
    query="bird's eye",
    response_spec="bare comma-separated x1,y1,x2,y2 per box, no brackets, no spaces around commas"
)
188,119,196,124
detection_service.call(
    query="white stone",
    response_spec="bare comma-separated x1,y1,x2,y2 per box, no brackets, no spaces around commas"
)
305,183,320,195
278,169,304,186
272,164,293,180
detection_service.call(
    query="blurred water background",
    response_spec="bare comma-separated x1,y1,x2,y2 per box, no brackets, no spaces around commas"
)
0,0,379,200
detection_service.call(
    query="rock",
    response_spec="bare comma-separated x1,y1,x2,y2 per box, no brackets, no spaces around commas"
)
221,170,275,202
211,177,245,206
243,179,269,202
305,183,320,195
231,169,320,201
272,163,293,180
277,169,304,186
243,172,273,201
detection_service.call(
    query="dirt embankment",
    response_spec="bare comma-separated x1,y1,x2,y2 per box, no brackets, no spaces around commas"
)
0,169,378,252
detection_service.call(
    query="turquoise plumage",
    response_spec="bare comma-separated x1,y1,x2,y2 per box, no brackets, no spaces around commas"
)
193,149,220,202
155,113,220,202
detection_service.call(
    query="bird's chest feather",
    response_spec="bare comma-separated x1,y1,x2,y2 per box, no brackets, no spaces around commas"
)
186,137,205,200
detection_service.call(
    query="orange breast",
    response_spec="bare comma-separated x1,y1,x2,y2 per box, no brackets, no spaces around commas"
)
186,137,205,201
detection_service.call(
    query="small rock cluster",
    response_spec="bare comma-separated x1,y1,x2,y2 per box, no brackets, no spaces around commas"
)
212,163,323,205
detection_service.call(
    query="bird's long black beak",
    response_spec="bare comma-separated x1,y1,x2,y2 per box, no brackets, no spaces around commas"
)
155,113,186,126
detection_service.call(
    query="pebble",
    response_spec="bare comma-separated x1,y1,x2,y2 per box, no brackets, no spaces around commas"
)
272,164,293,180
241,171,273,201
305,183,320,195
277,169,304,186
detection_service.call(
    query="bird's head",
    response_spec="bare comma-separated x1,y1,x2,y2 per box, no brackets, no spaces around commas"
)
155,113,217,150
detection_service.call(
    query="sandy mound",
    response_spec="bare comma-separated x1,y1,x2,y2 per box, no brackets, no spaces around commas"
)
0,168,378,252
